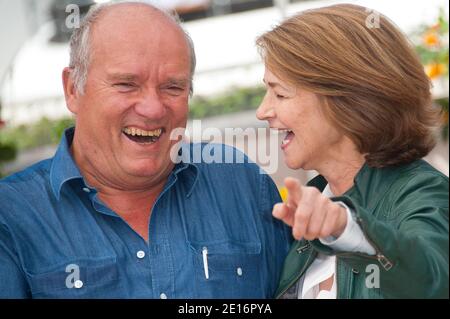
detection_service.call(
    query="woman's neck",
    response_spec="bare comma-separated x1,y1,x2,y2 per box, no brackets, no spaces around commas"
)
316,140,366,196
321,159,364,195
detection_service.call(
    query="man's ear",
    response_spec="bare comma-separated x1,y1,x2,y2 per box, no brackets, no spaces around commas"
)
62,67,80,114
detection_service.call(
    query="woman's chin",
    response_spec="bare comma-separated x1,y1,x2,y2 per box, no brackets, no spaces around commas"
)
283,156,303,170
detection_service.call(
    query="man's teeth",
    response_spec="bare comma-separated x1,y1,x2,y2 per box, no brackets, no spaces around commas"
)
123,127,163,137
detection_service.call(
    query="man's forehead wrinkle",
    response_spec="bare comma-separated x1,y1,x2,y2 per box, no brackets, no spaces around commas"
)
96,2,163,21
107,73,140,82
90,6,184,58
92,3,177,38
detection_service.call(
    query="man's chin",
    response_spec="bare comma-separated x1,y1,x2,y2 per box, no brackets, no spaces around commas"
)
124,160,174,179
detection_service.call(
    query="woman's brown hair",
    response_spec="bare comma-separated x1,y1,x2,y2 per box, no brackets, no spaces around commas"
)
256,4,440,168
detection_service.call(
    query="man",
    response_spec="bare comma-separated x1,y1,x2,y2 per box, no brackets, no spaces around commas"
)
0,2,291,298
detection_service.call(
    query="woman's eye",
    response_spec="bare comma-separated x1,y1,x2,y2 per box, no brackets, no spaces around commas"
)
276,94,286,99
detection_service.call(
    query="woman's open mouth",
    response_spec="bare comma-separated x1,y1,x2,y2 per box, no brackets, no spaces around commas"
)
281,129,294,150
122,127,165,145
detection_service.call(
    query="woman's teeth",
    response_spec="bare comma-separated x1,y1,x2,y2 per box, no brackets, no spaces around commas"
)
282,130,294,147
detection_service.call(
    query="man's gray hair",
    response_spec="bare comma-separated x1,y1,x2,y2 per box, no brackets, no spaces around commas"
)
69,1,196,95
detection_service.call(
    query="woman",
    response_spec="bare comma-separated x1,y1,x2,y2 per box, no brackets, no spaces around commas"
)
256,4,448,299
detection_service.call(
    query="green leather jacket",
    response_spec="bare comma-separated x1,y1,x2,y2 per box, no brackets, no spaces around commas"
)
276,160,449,299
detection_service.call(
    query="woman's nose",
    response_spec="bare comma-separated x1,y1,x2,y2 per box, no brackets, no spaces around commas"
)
256,94,275,121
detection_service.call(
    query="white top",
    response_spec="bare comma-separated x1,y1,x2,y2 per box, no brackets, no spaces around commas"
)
298,184,376,299
301,252,337,299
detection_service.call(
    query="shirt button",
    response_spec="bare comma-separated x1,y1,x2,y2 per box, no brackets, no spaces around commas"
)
82,187,90,193
136,250,146,259
74,280,83,289
160,293,167,299
236,267,243,276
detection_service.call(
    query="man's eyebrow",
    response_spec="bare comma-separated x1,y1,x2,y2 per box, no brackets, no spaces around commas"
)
164,78,189,87
107,73,140,82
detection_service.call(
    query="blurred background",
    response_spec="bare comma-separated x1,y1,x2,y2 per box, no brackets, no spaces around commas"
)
0,0,448,189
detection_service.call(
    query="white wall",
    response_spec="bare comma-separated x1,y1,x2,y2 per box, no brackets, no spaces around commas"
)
1,0,448,124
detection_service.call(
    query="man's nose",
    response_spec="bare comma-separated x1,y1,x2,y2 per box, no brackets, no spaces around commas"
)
134,89,167,120
256,94,275,121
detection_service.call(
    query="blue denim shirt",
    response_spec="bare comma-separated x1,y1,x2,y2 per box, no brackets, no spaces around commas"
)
0,128,291,298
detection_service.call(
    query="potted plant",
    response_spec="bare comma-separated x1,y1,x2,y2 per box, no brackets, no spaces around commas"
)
414,8,449,140
0,119,18,178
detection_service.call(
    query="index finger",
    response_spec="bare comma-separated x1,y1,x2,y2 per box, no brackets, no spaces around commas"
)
284,177,303,209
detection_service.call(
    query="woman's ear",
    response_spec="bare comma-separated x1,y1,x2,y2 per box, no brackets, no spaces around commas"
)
62,67,79,114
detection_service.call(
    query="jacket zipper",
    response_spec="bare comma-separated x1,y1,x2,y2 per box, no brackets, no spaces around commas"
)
278,212,394,299
334,250,392,271
277,248,315,298
331,216,393,271
355,216,394,271
278,251,341,299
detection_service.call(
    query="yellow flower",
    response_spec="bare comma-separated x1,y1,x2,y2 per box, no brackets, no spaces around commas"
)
423,32,440,47
441,111,449,125
279,186,288,202
425,63,447,79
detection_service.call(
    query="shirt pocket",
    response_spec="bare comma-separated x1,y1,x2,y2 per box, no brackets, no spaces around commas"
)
189,241,263,298
26,257,122,298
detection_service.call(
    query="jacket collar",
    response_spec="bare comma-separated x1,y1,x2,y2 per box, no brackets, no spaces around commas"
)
307,161,405,210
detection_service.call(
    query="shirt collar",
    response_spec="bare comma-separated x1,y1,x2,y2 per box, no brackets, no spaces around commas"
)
50,127,83,200
171,142,199,197
50,128,199,200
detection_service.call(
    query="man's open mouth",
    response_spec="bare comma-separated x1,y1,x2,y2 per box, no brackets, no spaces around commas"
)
122,127,165,144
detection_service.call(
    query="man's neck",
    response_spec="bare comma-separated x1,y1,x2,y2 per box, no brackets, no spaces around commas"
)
96,180,166,214
70,141,171,241
70,140,171,206
89,174,168,243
